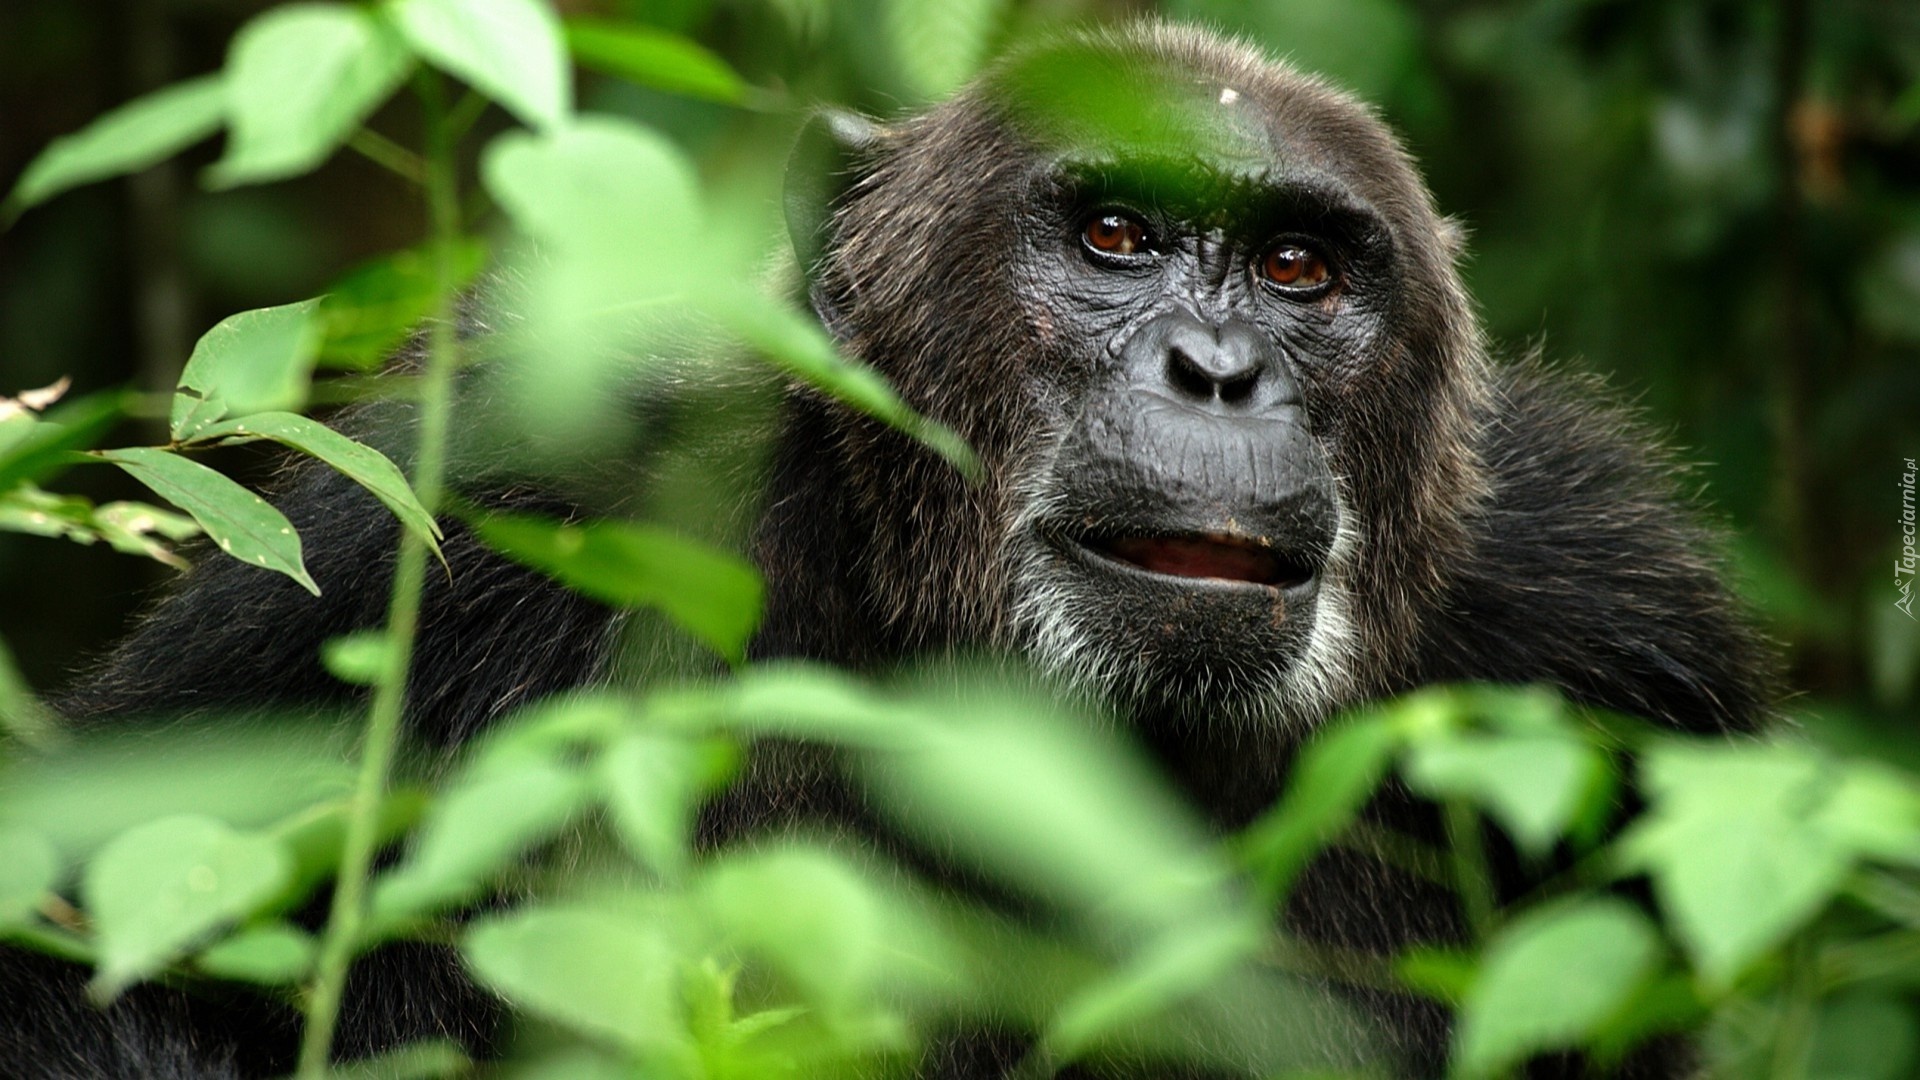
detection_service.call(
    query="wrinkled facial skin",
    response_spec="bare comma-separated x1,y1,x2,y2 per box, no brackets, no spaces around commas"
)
1001,146,1397,722
814,30,1485,729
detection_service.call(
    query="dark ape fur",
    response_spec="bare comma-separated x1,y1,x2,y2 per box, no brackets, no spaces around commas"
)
8,22,1773,1080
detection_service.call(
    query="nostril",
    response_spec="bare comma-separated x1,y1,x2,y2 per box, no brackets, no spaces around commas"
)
1167,348,1216,401
1218,371,1258,404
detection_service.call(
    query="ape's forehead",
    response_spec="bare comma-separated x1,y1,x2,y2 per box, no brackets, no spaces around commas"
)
979,25,1413,220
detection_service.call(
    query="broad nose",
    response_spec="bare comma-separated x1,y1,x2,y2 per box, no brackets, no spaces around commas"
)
1130,313,1299,411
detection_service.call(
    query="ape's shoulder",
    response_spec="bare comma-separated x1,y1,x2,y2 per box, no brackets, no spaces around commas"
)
1413,361,1778,731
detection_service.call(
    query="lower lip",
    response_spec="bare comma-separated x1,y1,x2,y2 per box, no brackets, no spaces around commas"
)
1066,537,1316,593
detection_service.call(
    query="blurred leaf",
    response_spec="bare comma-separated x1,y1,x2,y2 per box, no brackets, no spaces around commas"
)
717,299,979,480
704,664,926,749
92,500,202,567
0,486,198,569
3,75,226,220
1238,714,1397,899
701,846,948,1011
483,117,699,270
195,921,314,985
84,815,292,1000
1619,743,1850,987
329,1039,473,1080
207,4,413,188
1814,761,1920,867
322,630,394,688
194,411,443,559
1048,920,1258,1061
0,637,63,751
565,20,749,104
0,725,352,862
170,299,324,439
0,827,58,927
0,391,129,493
1396,946,1475,1004
474,513,762,665
598,732,734,880
1454,899,1660,1076
267,788,425,914
372,759,587,923
1165,0,1420,104
465,905,682,1050
1805,992,1920,1080
886,0,1006,102
389,0,571,131
1404,731,1604,857
864,696,1231,943
318,240,488,369
97,448,318,595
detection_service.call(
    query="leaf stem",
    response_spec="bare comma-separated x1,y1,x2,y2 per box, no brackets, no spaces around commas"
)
296,70,464,1078
346,128,428,186
1446,800,1497,941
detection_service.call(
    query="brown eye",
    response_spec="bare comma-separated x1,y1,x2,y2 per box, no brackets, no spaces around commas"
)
1261,244,1331,289
1084,214,1148,256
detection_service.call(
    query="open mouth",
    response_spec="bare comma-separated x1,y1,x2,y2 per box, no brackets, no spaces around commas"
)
1084,533,1318,589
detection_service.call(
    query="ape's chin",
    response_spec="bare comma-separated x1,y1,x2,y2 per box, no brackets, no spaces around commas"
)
1008,536,1330,729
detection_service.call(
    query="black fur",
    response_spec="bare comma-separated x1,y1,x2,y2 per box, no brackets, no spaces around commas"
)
6,23,1773,1080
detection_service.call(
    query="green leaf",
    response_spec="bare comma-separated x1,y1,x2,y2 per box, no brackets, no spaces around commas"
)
699,847,915,1009
207,3,413,188
1237,714,1398,899
863,695,1231,942
318,240,488,369
1815,760,1920,866
1805,992,1920,1080
170,300,324,439
1619,743,1850,987
482,118,699,267
474,513,762,665
193,411,443,559
0,390,129,493
3,75,226,220
0,725,353,863
83,815,292,1000
598,732,735,880
1403,732,1604,857
707,665,926,749
328,1039,473,1080
389,0,571,131
886,0,1007,101
195,921,314,985
321,630,394,687
372,759,587,924
464,905,681,1050
564,20,749,104
0,827,58,927
97,448,317,594
1048,920,1258,1060
716,299,980,480
1454,899,1661,1076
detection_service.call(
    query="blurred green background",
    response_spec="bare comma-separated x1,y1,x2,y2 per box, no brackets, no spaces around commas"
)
1,0,1915,730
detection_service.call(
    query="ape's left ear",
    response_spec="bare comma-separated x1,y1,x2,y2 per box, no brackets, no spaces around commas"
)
784,108,882,283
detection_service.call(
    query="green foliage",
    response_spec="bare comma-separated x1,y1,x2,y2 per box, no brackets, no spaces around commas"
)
84,815,292,1000
0,76,226,219
474,513,763,666
209,4,414,188
97,447,320,594
0,1,1914,1077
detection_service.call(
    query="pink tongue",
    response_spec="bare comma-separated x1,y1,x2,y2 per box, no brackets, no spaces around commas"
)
1104,536,1282,584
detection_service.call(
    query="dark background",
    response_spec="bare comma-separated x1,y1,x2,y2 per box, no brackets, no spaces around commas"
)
1,0,1915,736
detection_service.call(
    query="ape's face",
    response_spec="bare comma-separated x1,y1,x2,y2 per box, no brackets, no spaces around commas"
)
819,30,1483,726
1002,150,1389,720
